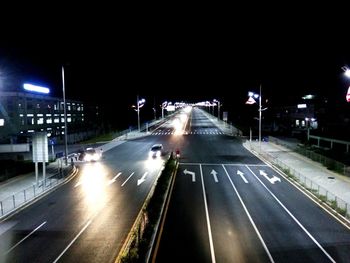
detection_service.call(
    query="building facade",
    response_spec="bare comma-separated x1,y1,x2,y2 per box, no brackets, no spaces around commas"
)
0,91,99,144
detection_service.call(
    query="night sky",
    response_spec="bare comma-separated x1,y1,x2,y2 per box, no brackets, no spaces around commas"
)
1,10,350,131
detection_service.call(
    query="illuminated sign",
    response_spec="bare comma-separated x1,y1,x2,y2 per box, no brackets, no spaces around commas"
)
166,105,175,112
297,104,307,109
23,83,50,94
347,87,350,102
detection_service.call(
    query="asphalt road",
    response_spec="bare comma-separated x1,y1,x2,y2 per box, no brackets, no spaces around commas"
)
0,115,186,263
154,107,350,263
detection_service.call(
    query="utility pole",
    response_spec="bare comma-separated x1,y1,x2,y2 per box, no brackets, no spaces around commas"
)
62,65,68,165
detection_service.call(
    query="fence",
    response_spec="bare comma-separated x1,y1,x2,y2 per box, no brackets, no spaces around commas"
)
249,142,350,220
0,165,74,218
269,136,350,177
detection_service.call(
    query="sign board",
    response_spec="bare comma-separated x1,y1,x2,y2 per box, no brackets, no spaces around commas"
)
32,132,48,162
223,111,228,122
166,105,175,112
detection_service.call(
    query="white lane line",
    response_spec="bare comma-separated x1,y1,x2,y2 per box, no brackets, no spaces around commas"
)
52,220,92,263
222,165,274,263
179,162,268,166
200,164,216,263
245,165,336,263
5,221,47,255
121,172,135,187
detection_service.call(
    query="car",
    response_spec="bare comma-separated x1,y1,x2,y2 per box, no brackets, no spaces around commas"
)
149,144,163,158
83,147,102,162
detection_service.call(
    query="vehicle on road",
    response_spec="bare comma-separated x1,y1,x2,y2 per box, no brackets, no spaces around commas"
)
149,144,163,158
82,147,102,162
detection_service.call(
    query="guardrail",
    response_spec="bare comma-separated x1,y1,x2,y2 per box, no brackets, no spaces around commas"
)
0,165,75,218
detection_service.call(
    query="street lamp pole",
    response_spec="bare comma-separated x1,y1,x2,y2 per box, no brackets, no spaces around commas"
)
259,85,262,149
62,65,68,165
137,95,140,132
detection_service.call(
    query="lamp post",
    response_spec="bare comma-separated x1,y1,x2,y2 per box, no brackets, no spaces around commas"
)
161,101,167,119
246,85,265,149
341,66,350,102
62,65,68,165
134,95,145,132
213,99,221,120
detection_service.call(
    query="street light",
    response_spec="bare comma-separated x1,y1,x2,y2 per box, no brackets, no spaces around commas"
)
62,65,68,165
132,95,145,132
246,85,266,149
161,101,167,119
213,99,221,120
341,66,350,102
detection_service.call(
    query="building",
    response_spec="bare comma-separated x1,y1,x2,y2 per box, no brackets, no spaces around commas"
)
0,88,100,144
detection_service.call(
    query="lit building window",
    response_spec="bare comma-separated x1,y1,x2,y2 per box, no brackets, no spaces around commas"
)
37,118,44,125
54,118,60,123
67,117,71,122
0,119,4,126
301,120,305,127
46,118,52,124
296,120,300,126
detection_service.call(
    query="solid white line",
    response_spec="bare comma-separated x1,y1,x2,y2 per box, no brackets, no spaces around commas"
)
222,165,275,263
5,221,47,255
121,172,135,187
179,162,268,166
52,220,92,263
245,165,336,263
199,164,216,263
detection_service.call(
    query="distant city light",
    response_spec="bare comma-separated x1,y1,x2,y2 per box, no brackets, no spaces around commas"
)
302,94,314,100
23,83,50,94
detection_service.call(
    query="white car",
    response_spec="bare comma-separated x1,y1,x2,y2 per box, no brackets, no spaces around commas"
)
149,144,163,158
83,148,102,162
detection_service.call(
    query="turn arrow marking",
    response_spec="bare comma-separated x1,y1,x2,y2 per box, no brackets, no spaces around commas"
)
184,169,196,182
259,170,281,184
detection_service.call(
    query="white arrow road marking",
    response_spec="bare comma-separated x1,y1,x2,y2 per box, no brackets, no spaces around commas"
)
210,169,218,182
74,181,82,188
237,170,248,183
137,172,148,186
259,170,281,184
121,172,135,187
108,172,122,185
184,169,196,182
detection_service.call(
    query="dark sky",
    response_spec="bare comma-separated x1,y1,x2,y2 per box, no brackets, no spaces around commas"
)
1,9,350,129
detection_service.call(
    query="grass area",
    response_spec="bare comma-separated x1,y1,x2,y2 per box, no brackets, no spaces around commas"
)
120,155,177,263
79,132,118,144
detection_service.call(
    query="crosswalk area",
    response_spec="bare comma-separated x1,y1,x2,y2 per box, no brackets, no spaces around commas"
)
151,128,224,136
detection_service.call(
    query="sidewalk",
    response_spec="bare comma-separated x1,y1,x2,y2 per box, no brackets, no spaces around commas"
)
0,159,75,219
244,140,350,220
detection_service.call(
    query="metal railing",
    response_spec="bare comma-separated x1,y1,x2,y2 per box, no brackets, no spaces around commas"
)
249,142,350,220
0,165,74,218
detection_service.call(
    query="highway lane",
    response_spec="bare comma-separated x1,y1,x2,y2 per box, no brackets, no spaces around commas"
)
154,107,350,262
0,116,185,263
